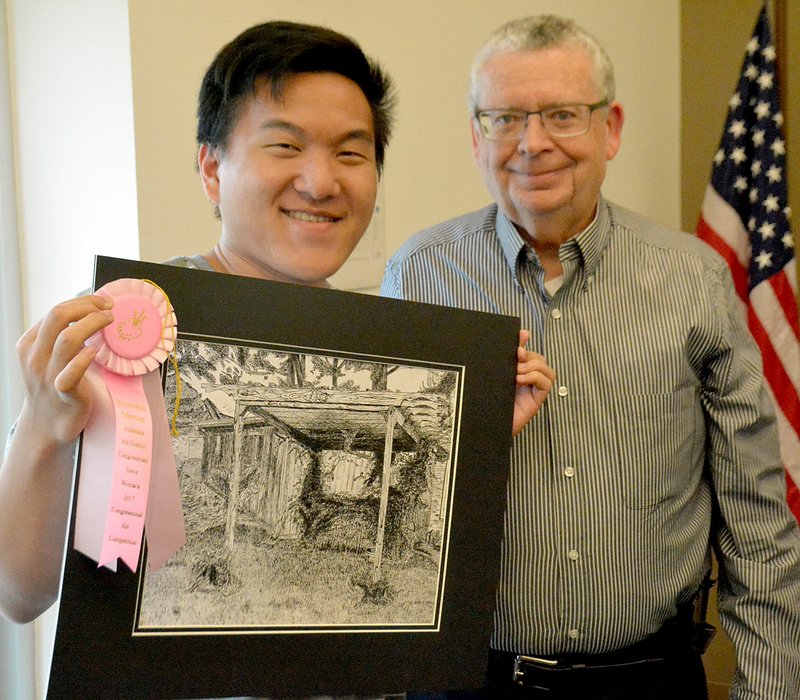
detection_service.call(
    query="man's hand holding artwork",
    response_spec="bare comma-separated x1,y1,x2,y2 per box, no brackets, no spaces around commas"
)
512,329,554,436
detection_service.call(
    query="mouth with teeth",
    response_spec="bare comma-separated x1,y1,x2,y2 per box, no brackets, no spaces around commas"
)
284,210,341,223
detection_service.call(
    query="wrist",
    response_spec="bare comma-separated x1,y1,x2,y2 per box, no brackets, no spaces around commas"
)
13,403,80,466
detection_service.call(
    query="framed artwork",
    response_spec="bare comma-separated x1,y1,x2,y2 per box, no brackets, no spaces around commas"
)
47,255,519,699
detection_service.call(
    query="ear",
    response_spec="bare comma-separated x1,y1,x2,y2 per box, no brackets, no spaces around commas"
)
470,116,482,165
604,102,625,161
197,143,222,205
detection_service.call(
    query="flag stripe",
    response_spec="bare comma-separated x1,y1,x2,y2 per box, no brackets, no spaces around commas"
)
768,269,800,342
696,7,800,523
697,215,749,302
787,473,800,517
698,185,750,267
751,270,800,390
748,306,800,438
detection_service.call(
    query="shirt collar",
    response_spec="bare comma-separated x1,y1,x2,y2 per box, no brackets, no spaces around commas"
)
496,208,528,275
495,197,613,280
573,197,612,278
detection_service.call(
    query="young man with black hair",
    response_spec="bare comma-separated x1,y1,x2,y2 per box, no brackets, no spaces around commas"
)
0,20,553,648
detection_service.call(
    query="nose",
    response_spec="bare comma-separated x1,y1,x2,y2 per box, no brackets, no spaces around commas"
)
293,155,341,200
518,114,555,155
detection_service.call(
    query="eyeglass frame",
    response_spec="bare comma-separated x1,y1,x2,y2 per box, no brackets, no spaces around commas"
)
474,99,610,140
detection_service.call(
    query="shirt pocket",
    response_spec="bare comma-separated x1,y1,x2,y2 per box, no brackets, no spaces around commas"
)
610,387,704,509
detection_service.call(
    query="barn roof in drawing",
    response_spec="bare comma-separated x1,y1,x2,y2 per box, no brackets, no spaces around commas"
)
197,386,450,452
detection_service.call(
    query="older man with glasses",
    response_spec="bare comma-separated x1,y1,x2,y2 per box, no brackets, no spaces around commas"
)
383,14,800,700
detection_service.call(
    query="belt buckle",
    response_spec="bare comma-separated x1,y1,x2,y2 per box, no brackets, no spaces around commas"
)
513,653,559,686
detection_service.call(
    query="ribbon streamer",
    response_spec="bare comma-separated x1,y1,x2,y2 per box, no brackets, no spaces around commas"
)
74,278,186,572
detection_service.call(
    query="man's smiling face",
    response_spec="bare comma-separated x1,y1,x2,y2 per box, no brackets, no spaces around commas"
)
198,71,378,286
471,46,622,240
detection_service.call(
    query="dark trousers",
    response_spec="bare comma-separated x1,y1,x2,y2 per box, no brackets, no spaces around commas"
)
408,629,708,700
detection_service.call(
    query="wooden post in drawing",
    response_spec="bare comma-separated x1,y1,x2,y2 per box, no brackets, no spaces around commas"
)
225,397,245,550
372,409,397,583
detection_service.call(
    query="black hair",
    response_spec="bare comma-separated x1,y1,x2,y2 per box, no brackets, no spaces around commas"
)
197,21,395,174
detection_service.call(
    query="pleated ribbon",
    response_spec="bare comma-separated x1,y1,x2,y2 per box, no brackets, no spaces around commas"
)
74,278,186,572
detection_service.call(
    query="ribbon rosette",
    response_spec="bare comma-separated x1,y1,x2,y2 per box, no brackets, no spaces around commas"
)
86,278,176,376
75,278,186,572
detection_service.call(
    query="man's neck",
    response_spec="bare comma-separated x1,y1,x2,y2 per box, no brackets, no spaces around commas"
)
203,244,332,288
203,245,248,277
523,234,564,281
512,203,598,281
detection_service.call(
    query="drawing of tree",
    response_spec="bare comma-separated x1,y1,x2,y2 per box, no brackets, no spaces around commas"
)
310,355,349,389
277,354,306,387
209,344,279,380
174,341,216,385
219,365,242,384
339,360,401,391
420,369,457,395
177,341,281,386
368,363,401,391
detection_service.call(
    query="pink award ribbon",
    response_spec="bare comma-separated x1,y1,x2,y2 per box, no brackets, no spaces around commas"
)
74,278,186,572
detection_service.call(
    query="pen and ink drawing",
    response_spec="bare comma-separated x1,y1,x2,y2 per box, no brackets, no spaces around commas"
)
48,257,516,698
135,336,462,634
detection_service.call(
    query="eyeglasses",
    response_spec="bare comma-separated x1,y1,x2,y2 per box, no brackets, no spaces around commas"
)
475,100,609,140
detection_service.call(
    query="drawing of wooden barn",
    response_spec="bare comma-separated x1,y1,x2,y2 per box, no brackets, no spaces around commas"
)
194,385,454,581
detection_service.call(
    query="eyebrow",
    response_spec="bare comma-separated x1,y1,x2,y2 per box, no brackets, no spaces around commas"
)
260,119,374,145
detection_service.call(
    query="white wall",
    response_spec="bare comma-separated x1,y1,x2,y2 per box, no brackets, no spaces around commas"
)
6,0,683,385
10,0,139,327
7,2,139,696
128,0,681,282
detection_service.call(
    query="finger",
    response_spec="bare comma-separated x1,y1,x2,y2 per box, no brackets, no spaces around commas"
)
53,345,99,397
18,300,114,393
518,328,531,347
48,309,114,368
31,296,114,356
517,367,556,386
512,381,550,435
516,372,554,392
517,346,550,365
517,357,556,381
15,319,44,361
517,350,548,364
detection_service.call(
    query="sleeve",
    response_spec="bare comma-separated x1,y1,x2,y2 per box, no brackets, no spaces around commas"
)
379,257,404,300
700,261,800,700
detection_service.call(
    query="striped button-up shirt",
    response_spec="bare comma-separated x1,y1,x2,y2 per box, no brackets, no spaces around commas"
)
381,199,800,698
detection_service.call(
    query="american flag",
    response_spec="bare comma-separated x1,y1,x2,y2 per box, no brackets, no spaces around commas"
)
696,5,800,522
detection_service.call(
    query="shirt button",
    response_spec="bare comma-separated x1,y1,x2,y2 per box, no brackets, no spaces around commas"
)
568,549,580,561
564,467,575,478
557,386,569,397
551,308,562,319
568,628,580,639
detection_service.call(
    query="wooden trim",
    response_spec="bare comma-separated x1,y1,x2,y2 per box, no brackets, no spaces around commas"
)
771,0,800,306
774,0,787,109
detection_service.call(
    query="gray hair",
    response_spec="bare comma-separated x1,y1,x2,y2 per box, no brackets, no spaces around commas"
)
468,15,616,110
